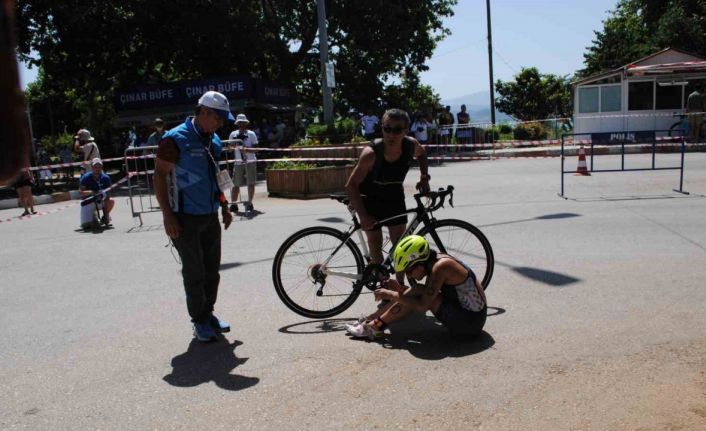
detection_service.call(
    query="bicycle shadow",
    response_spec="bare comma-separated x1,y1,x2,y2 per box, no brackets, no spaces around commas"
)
163,337,260,391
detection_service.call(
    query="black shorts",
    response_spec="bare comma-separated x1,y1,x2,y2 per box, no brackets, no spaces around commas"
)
433,281,487,340
362,194,407,229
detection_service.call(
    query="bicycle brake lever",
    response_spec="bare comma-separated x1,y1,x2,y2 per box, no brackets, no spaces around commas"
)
449,191,454,208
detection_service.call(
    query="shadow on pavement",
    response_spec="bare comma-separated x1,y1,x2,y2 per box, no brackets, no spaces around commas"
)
278,318,358,334
479,212,581,229
511,266,580,287
163,337,259,391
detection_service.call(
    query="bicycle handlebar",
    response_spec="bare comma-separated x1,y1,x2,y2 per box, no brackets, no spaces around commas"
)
414,185,454,212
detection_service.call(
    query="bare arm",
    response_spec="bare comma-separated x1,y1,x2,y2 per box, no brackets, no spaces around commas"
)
375,263,449,313
345,146,376,230
408,136,430,192
154,158,181,239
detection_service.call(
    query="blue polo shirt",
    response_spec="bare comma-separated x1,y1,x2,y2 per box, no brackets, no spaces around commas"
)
80,172,112,194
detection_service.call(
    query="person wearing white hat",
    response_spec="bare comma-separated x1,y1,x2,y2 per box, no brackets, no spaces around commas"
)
153,90,234,343
73,128,101,174
227,113,258,213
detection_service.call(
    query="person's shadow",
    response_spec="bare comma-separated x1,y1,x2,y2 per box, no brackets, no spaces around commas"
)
363,314,496,361
163,337,259,391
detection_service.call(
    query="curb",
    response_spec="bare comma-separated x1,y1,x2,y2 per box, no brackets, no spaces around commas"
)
0,190,81,211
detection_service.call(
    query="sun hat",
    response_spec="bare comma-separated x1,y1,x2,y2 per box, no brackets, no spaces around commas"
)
75,129,95,142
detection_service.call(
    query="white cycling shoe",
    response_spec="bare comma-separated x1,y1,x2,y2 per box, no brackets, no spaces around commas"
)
345,322,383,340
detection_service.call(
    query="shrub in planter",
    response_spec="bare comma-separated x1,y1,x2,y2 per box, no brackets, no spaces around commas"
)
513,123,548,140
498,123,513,135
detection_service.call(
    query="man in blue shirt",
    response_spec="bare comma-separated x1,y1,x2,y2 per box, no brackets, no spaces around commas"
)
153,91,235,343
79,158,114,224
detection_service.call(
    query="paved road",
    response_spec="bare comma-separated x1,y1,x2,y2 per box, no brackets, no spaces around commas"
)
1,153,705,430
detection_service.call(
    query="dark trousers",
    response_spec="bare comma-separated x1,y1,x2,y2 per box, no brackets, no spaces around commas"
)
172,213,222,323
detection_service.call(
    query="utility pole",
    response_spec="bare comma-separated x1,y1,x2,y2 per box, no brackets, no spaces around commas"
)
316,0,334,128
486,0,496,126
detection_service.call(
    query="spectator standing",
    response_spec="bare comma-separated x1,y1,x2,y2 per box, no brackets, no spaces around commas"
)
410,113,431,145
686,86,705,143
73,129,101,174
456,104,471,148
273,117,286,148
13,168,36,216
146,118,166,147
259,118,272,146
361,110,379,141
437,106,454,150
36,146,53,190
59,145,74,179
228,114,258,213
153,90,234,343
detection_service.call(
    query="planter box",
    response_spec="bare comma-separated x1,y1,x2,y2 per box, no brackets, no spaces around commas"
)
266,165,355,199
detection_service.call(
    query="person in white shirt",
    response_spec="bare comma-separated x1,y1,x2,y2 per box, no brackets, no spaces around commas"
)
228,114,258,213
410,113,431,144
361,111,379,140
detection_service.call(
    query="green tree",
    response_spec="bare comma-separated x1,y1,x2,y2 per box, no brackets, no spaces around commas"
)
15,0,456,138
579,0,706,77
494,68,572,121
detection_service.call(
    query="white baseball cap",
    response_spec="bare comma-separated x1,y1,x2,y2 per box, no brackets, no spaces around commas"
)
235,114,249,124
91,157,103,166
197,91,235,123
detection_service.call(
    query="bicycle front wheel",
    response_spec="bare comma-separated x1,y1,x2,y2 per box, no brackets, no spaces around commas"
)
418,219,494,290
272,226,365,318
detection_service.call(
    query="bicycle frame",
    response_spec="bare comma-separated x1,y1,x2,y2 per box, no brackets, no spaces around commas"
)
319,193,442,282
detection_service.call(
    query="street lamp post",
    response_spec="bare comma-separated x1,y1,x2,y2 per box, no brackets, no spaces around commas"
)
486,0,496,126
316,0,334,128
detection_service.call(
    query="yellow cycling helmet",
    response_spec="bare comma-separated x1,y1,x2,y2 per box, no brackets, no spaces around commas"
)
393,235,430,273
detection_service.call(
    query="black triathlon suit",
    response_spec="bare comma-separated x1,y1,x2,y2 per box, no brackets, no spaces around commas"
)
359,137,414,229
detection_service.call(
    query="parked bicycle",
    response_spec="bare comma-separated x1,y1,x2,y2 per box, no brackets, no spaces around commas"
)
272,186,494,318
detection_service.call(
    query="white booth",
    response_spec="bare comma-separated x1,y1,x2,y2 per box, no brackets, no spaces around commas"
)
573,48,706,135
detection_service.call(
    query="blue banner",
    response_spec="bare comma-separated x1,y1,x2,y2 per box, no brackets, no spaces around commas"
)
115,75,253,110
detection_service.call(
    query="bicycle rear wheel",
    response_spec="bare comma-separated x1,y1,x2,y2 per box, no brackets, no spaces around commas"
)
272,226,365,318
417,219,494,290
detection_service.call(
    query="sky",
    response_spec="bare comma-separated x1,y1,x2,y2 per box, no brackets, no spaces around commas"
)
18,0,620,100
422,0,620,101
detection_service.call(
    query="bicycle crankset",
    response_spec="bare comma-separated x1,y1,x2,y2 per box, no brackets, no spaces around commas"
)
361,264,390,291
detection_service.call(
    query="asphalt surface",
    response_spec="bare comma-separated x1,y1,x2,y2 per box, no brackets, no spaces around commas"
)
1,153,705,430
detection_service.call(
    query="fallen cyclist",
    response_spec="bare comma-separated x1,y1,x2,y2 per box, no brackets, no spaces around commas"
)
346,235,487,341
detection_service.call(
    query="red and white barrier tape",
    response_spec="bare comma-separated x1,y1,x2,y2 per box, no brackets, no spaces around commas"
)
0,174,135,224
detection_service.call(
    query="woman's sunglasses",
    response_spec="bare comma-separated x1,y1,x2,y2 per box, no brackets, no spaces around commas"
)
382,125,406,134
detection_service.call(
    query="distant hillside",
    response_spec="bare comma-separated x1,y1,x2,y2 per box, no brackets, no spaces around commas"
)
442,91,514,124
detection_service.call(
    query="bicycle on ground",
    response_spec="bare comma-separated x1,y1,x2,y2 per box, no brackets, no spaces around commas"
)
271,186,494,318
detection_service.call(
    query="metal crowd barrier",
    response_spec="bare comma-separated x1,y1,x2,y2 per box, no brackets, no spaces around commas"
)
123,144,240,226
124,145,159,225
559,129,688,198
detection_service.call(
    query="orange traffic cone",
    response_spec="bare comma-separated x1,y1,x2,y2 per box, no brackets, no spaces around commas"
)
574,144,591,176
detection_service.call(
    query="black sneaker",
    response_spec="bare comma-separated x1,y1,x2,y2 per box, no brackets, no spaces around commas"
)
209,314,230,333
245,202,254,212
229,203,238,213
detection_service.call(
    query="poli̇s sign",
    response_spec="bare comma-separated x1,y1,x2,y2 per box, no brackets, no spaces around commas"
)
590,131,656,144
